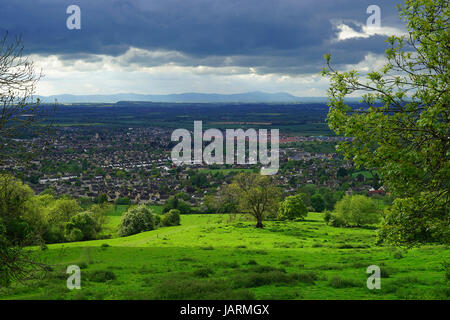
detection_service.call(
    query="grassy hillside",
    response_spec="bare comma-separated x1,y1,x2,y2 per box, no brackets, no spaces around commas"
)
0,212,448,300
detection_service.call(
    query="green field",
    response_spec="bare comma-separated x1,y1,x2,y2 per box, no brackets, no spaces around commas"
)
1,210,448,300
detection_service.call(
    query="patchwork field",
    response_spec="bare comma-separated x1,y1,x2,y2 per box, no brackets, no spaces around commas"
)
1,212,449,300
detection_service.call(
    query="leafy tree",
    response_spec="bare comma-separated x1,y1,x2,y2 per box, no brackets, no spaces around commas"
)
311,194,325,212
226,173,280,228
379,194,449,245
205,190,239,214
0,175,47,286
43,198,82,243
161,209,181,227
89,203,112,232
322,0,449,245
278,194,308,221
190,172,208,188
163,195,192,214
334,195,380,227
118,205,156,237
65,212,97,241
0,175,35,244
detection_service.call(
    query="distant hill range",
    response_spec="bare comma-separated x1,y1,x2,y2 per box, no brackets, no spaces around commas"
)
35,92,339,104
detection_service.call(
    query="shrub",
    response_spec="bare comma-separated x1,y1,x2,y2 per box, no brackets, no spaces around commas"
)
329,213,346,227
163,195,192,214
65,227,83,242
161,209,181,227
118,205,157,237
278,194,308,221
293,271,319,284
324,211,332,225
311,194,325,212
334,195,380,227
378,195,450,246
88,270,116,282
329,276,360,288
193,267,214,278
153,213,161,226
151,278,255,300
64,212,97,241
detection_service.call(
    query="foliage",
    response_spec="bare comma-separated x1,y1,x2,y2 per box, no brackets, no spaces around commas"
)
65,212,98,241
118,205,157,237
226,173,281,228
278,194,308,221
161,209,181,227
322,0,449,245
334,195,380,227
323,211,332,225
378,194,449,246
311,194,325,212
43,198,82,243
163,194,192,214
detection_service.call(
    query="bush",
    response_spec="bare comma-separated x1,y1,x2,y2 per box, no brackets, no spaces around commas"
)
65,212,97,241
278,194,308,221
311,194,325,212
193,267,215,278
163,195,192,214
334,195,380,227
161,209,181,227
329,213,346,227
323,211,332,225
329,276,360,288
65,227,83,242
378,194,450,246
118,205,157,237
88,270,116,282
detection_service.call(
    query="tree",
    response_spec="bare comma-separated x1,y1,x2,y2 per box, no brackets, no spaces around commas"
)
44,198,82,243
379,195,449,245
311,194,325,212
0,175,47,286
0,32,53,285
278,194,308,221
0,32,52,161
322,0,449,245
226,173,280,228
334,195,380,227
161,209,181,227
118,205,156,237
163,194,192,214
65,212,97,241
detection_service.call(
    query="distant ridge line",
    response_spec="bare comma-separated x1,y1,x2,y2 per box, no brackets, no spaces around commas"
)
35,92,342,104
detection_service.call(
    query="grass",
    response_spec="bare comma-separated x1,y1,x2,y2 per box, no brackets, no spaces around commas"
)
0,210,449,300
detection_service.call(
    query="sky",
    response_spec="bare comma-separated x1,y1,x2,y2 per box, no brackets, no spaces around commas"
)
0,0,407,97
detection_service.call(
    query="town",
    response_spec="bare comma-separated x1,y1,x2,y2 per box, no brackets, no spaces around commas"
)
1,124,383,209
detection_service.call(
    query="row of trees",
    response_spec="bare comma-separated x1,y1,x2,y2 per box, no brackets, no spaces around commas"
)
210,173,380,228
0,175,111,245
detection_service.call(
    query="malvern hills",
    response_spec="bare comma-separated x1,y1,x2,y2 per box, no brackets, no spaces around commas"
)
35,91,332,104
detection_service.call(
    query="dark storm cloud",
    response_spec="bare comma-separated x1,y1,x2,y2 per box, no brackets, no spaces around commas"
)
0,0,404,74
